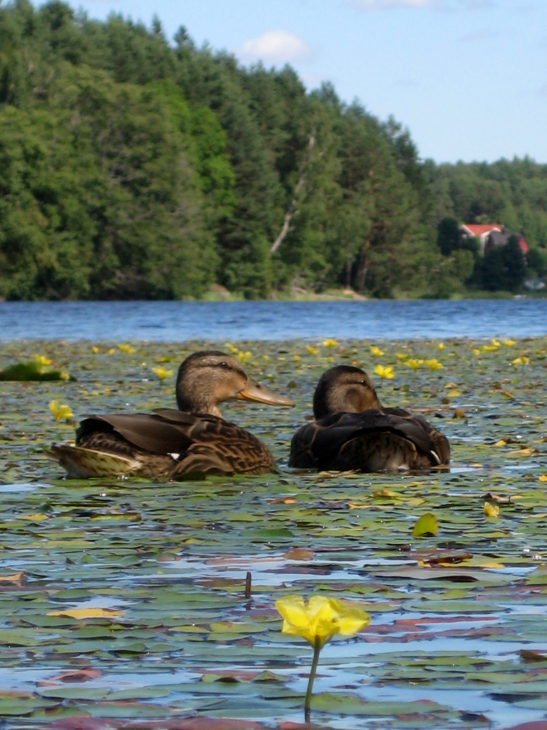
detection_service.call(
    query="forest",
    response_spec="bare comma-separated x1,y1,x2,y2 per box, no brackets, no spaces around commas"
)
1,0,547,301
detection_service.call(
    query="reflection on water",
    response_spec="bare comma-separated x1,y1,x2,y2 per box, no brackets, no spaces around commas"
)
1,299,547,340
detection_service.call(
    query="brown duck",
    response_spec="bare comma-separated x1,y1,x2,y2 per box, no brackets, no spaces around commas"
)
49,351,294,479
289,365,449,472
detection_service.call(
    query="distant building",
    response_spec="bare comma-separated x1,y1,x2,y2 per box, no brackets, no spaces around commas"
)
485,230,529,256
459,224,503,255
459,224,529,257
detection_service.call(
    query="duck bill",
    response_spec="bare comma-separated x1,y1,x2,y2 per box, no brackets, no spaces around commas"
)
237,379,294,407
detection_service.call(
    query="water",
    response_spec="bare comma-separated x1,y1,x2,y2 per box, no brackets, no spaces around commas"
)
1,299,546,341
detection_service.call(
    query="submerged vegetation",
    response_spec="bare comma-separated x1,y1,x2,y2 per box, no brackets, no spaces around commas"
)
1,1,547,301
1,336,547,726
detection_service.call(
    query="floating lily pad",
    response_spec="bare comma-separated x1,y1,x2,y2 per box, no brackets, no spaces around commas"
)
0,361,75,382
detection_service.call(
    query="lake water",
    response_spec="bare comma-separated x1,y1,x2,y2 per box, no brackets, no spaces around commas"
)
1,299,546,341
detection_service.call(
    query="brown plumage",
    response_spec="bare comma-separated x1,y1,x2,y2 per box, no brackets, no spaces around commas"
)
48,351,294,479
289,365,450,473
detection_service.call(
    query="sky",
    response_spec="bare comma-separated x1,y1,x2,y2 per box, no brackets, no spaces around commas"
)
55,0,547,164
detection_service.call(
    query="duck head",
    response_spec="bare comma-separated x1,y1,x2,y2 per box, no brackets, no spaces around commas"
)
176,351,294,417
313,365,381,419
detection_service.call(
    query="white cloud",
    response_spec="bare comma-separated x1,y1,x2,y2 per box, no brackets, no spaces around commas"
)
347,0,434,8
239,30,311,63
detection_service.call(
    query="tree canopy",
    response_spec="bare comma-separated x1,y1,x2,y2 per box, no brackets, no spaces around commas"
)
1,1,546,300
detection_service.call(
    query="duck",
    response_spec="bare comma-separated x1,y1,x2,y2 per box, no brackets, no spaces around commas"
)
289,365,449,472
48,351,294,479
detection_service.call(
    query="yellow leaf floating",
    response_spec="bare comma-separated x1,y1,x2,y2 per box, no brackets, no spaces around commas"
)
49,401,74,421
0,572,25,583
412,513,438,538
275,595,370,648
494,440,506,447
484,502,500,518
47,608,124,620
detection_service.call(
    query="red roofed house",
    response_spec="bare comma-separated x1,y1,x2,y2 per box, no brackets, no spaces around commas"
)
459,224,529,258
459,224,503,255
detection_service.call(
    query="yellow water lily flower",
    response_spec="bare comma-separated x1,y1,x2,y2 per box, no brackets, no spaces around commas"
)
237,350,252,363
473,348,480,356
276,594,370,649
370,346,384,357
395,352,409,361
512,356,530,367
374,364,394,379
118,344,135,354
152,366,173,382
322,339,338,348
34,355,52,366
482,339,500,353
503,339,515,346
438,342,445,350
294,355,301,362
405,358,423,371
306,345,319,356
225,343,239,354
49,401,74,421
276,595,370,721
424,358,443,371
484,502,500,518
92,346,99,354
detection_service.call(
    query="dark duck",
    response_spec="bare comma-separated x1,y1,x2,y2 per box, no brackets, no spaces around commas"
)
49,351,294,479
289,365,449,472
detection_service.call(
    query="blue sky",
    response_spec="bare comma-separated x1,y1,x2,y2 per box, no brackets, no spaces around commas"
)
58,0,546,164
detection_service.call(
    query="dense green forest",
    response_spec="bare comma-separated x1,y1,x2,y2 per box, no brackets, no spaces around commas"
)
1,0,547,300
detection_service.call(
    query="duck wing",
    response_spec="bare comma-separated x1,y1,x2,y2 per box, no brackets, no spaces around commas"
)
289,409,449,471
74,410,276,477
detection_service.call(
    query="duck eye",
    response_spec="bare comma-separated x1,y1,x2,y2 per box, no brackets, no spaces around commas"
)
218,361,229,369
360,380,367,386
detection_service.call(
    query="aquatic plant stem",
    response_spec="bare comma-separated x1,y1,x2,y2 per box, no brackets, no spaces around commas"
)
304,635,322,723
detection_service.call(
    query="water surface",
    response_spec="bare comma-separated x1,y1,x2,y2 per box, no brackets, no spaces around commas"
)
1,299,546,341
